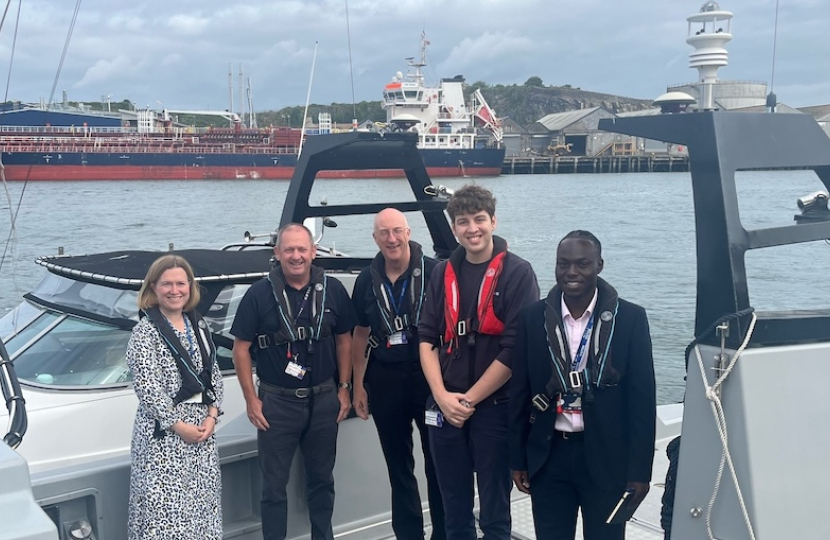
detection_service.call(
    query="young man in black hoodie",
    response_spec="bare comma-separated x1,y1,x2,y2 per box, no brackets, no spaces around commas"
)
419,185,539,540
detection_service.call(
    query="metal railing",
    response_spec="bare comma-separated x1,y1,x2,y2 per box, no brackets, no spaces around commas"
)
0,337,26,449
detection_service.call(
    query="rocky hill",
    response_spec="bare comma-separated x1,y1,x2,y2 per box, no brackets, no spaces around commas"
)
472,81,655,126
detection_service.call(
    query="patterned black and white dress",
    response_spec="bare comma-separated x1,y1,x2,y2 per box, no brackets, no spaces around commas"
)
126,316,224,540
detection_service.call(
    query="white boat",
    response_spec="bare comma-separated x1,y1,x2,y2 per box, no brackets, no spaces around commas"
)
0,132,465,540
381,34,505,176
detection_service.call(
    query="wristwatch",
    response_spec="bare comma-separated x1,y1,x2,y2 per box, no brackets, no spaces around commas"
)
338,382,353,390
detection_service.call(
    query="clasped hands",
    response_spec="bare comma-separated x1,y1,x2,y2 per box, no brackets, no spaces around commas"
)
436,390,475,427
172,416,216,443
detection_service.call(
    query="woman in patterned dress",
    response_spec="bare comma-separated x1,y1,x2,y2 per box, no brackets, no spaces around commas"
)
126,255,224,539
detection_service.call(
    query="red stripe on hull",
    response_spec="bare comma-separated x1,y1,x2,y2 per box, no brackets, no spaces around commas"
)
0,165,502,181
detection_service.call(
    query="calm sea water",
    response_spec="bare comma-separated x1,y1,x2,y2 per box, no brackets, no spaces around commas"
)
2,170,829,404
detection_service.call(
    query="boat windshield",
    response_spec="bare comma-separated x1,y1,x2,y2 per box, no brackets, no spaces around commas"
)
0,277,243,388
6,312,134,387
27,273,140,321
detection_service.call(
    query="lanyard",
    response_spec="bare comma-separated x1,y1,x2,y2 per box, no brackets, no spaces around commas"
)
183,316,197,361
293,286,312,324
383,278,408,315
569,316,594,372
290,286,313,363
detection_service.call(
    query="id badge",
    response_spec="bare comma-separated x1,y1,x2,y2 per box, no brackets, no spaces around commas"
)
183,392,203,404
425,409,444,427
562,393,582,413
285,361,307,380
388,331,408,346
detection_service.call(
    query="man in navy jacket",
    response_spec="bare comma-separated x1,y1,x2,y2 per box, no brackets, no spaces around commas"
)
509,230,656,540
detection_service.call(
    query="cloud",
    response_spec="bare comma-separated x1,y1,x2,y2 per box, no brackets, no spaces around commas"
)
74,56,137,88
1,0,828,111
165,13,210,36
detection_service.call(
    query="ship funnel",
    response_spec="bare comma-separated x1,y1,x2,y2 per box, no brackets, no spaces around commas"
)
686,1,733,110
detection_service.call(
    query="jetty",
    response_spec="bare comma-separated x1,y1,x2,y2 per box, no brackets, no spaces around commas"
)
501,154,689,175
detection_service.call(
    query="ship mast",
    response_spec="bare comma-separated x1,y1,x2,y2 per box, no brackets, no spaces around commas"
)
407,33,428,87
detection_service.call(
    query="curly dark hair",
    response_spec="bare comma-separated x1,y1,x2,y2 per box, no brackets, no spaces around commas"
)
446,185,497,221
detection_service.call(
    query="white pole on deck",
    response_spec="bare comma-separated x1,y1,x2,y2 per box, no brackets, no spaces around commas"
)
298,41,319,158
228,64,234,127
239,63,244,121
247,77,256,128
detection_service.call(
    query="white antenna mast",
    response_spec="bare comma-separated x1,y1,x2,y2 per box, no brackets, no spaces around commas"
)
686,1,733,111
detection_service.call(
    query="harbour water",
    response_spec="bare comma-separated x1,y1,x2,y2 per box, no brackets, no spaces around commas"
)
2,170,828,405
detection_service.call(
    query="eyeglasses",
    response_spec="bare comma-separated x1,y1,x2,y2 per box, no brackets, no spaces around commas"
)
375,227,409,239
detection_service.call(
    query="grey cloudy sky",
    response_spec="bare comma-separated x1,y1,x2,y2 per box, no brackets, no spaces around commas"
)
1,0,827,113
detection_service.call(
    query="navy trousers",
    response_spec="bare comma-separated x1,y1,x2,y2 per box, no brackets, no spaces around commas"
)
366,360,446,540
258,387,339,540
428,400,511,540
529,433,626,540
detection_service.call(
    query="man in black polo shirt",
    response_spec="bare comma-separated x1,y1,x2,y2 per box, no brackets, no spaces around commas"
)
231,223,356,540
351,208,445,540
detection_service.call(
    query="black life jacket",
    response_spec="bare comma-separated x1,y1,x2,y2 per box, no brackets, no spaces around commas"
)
144,306,217,439
262,265,331,347
144,306,217,405
367,241,426,347
540,277,621,403
441,235,508,353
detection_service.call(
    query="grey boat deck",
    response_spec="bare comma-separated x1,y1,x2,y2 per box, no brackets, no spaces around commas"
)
335,433,674,540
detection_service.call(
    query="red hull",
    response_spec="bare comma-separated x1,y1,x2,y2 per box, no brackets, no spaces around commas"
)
0,165,503,181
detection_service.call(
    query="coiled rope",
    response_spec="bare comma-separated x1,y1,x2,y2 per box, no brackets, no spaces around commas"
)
692,312,758,540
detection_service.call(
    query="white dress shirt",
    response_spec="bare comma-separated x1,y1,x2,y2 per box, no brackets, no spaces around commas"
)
554,289,598,433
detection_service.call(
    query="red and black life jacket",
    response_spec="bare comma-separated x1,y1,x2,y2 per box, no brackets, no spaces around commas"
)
442,236,508,351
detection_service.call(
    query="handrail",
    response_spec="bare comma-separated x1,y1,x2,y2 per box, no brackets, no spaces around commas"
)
0,337,27,449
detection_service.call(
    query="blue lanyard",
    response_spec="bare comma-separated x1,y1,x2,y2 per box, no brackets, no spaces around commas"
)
289,286,313,362
294,286,312,324
183,316,197,362
570,316,594,372
383,278,408,315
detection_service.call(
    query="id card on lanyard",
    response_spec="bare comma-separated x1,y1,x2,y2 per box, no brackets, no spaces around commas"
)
384,279,409,346
560,316,594,413
286,286,312,379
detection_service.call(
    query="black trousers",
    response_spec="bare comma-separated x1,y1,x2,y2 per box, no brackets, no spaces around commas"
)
258,386,339,540
428,401,511,540
366,360,446,540
529,433,626,540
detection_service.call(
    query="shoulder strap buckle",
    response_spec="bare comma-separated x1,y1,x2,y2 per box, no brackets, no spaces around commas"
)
531,393,550,412
393,316,405,332
456,319,468,336
297,326,307,342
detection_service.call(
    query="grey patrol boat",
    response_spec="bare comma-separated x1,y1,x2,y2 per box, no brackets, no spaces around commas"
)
599,3,830,539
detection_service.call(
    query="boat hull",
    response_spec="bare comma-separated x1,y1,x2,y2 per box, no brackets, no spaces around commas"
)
0,147,505,180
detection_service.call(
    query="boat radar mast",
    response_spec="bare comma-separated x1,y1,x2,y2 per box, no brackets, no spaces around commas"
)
404,33,429,88
686,1,733,111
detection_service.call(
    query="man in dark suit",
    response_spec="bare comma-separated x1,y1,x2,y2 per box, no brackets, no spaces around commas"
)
508,230,656,540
